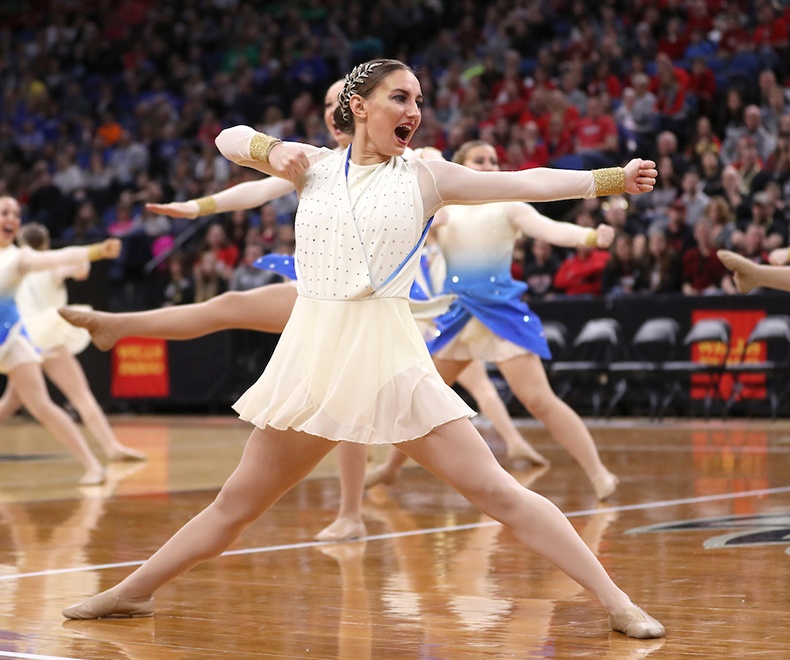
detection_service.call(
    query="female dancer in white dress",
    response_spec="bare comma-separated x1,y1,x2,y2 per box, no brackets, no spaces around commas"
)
62,81,546,541
62,60,663,638
0,196,122,485
364,140,619,500
0,223,144,461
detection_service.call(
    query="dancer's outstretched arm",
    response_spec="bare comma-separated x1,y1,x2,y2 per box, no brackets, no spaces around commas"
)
421,158,657,215
508,203,615,249
17,239,119,276
718,249,790,293
146,178,296,219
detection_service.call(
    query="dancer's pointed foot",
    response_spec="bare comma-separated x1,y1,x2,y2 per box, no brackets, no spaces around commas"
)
592,469,619,501
364,463,399,489
717,250,759,293
506,439,550,466
58,306,120,351
609,604,665,639
79,466,106,486
315,517,367,542
63,590,154,619
106,446,147,462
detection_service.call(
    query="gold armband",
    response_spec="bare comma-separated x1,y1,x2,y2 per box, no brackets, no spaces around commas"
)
584,229,598,248
593,167,626,197
194,196,217,216
87,243,105,261
249,133,283,163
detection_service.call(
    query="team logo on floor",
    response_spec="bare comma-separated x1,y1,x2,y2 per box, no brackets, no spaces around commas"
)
626,513,790,552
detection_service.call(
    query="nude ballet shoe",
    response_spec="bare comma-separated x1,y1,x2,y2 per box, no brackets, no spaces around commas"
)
62,590,154,619
717,250,759,293
106,446,147,462
79,466,106,486
592,470,619,501
609,605,665,639
506,440,550,466
364,463,399,489
315,518,367,542
58,306,120,351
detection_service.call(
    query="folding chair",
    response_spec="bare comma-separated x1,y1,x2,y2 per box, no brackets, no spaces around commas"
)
658,318,731,419
724,315,790,419
550,318,623,416
604,317,681,418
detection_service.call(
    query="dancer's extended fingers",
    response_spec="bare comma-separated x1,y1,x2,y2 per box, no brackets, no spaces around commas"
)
145,202,198,219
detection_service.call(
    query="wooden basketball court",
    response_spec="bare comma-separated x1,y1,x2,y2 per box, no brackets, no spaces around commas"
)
1,414,789,658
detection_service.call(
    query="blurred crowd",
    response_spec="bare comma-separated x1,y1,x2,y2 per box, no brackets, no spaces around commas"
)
0,0,788,308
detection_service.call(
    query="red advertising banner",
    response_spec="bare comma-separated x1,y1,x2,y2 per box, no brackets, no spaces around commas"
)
690,309,766,400
111,337,170,398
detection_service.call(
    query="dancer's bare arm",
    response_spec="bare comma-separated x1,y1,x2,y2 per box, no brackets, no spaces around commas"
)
420,159,657,215
215,126,320,180
509,203,615,249
17,240,119,276
146,178,296,219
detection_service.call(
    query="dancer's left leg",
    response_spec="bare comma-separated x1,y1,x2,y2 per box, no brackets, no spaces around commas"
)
497,354,618,500
315,441,368,541
398,419,663,638
42,347,145,461
0,380,22,421
63,426,336,617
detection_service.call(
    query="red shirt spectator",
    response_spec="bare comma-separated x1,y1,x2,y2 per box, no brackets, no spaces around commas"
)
553,248,610,296
753,4,789,49
657,17,689,61
574,96,618,154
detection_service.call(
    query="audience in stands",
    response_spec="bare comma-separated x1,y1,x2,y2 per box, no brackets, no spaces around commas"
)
0,0,788,307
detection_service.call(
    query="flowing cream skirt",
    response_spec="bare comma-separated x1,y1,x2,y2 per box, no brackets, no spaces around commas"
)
233,296,475,444
22,305,91,356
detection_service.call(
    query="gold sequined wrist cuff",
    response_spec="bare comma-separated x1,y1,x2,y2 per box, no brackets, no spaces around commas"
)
87,244,104,261
593,167,626,197
249,133,283,163
584,229,598,248
194,196,217,216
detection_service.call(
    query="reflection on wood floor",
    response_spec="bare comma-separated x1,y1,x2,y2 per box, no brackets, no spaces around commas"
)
2,414,790,658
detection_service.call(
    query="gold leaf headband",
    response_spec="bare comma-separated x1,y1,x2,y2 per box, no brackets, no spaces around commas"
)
338,61,384,121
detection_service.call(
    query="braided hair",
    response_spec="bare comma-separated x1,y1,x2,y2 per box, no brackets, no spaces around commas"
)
333,59,413,135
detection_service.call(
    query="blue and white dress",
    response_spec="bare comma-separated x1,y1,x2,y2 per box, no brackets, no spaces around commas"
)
0,245,41,374
428,203,550,363
233,148,474,444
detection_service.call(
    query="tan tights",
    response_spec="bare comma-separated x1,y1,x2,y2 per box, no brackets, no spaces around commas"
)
111,421,631,615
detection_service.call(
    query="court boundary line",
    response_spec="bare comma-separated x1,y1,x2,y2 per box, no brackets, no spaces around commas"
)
2,485,790,583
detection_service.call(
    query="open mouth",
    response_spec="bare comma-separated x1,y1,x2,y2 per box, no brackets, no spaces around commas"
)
394,124,412,144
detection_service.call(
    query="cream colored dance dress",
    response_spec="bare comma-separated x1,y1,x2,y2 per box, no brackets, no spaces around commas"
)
233,147,475,444
15,265,91,357
0,245,41,373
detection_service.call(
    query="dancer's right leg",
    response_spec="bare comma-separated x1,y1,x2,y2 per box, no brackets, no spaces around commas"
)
8,363,105,485
0,380,22,422
457,361,549,465
65,427,336,610
59,285,298,350
365,357,470,489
